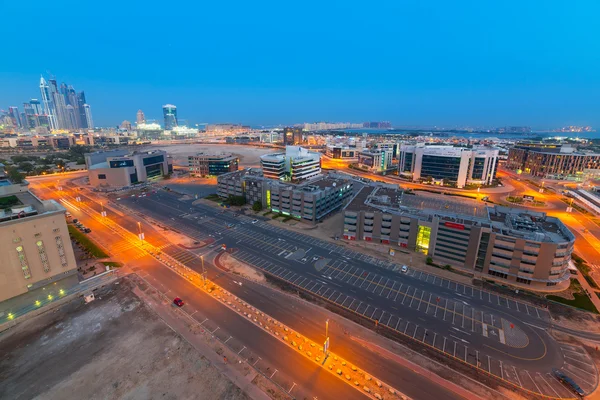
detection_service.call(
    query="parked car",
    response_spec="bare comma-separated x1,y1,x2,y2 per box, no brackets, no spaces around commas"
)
251,219,258,224
72,219,78,224
401,265,409,273
84,228,92,233
173,297,184,307
553,369,584,397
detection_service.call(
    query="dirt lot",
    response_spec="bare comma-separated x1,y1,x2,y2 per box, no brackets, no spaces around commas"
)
140,144,278,168
0,278,250,400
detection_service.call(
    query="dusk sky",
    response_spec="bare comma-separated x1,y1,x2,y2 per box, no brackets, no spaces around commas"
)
1,0,598,128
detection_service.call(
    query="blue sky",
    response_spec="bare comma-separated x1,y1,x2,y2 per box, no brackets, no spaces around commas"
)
1,0,599,128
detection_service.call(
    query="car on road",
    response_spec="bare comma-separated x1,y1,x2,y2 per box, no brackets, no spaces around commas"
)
116,198,121,200
251,219,258,224
72,218,78,224
553,369,584,397
84,228,92,233
173,297,184,307
401,265,408,273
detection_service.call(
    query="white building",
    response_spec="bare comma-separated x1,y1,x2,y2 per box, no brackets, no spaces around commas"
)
399,144,499,188
357,149,394,173
260,146,321,183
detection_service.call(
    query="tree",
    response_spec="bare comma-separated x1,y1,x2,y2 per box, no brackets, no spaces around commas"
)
6,166,24,183
227,195,246,206
252,201,263,212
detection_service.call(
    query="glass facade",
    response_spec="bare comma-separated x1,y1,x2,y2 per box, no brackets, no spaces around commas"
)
143,154,165,166
472,157,485,179
145,163,163,178
416,225,431,254
109,159,134,168
420,155,462,181
403,153,413,172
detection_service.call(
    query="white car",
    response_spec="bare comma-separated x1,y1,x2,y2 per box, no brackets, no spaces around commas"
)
251,219,258,224
401,265,408,273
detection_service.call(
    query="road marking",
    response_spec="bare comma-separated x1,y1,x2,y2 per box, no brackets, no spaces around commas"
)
539,373,560,397
512,366,522,387
253,357,262,366
225,336,232,343
200,318,208,325
238,346,246,354
288,383,297,393
270,369,278,378
523,322,545,330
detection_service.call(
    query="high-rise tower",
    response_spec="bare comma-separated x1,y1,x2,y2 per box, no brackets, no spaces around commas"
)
136,109,145,124
39,76,58,130
162,104,178,130
77,91,87,129
48,79,69,129
83,104,93,129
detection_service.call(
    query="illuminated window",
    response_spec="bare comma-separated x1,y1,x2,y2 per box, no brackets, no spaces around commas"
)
16,246,31,279
55,236,69,268
416,225,431,255
36,240,50,272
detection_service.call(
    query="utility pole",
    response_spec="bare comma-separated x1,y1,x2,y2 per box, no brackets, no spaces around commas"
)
323,319,330,358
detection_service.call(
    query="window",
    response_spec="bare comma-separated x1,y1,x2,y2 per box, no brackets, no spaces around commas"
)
16,246,31,279
547,282,558,287
416,225,431,255
55,236,69,268
98,174,106,179
36,240,50,272
516,277,532,285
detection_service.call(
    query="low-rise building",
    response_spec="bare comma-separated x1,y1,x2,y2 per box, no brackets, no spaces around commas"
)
85,149,173,189
188,153,239,177
343,186,574,290
506,143,600,179
399,144,499,188
217,169,353,223
325,145,358,160
260,146,321,183
357,148,394,173
0,178,78,314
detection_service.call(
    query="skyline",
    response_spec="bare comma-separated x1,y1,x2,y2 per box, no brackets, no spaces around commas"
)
1,1,599,128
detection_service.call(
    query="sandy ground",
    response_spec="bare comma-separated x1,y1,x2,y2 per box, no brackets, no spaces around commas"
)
139,144,279,168
0,278,250,400
219,253,266,283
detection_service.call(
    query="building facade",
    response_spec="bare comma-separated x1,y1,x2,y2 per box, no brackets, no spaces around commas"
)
86,149,172,188
188,153,239,177
506,143,600,179
0,179,78,313
343,186,574,290
163,104,178,130
260,146,321,183
217,170,353,223
399,144,499,188
357,149,394,173
283,127,303,145
325,145,358,160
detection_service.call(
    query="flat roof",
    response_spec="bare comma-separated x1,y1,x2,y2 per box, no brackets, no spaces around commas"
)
345,185,573,243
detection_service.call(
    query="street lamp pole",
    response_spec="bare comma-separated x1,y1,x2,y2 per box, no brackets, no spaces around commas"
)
100,202,106,218
201,255,206,285
137,222,144,242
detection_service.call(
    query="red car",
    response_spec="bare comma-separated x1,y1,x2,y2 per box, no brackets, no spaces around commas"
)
173,297,184,307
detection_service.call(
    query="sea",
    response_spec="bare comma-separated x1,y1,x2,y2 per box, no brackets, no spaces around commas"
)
335,129,599,141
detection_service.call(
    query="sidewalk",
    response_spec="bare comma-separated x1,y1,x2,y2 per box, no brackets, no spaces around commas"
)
576,274,600,313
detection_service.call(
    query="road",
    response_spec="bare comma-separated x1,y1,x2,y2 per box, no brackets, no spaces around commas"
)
27,176,472,400
84,186,596,398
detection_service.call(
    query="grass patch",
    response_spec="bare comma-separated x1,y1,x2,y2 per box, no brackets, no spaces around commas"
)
272,213,283,219
102,261,123,268
506,196,523,203
572,254,599,289
547,280,599,314
0,195,22,209
262,210,272,216
204,194,221,202
68,225,108,258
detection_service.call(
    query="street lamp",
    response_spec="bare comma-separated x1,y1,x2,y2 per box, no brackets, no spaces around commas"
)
201,255,206,285
100,202,106,218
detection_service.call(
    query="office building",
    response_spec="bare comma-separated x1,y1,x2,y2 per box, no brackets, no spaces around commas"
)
363,121,392,129
217,169,353,223
163,104,178,130
325,145,358,160
188,153,239,177
136,123,163,140
39,76,58,130
0,176,78,313
506,143,600,179
120,120,132,131
399,144,499,188
357,148,394,173
136,109,145,124
86,149,173,188
283,127,303,145
343,185,574,290
30,99,43,115
260,146,321,183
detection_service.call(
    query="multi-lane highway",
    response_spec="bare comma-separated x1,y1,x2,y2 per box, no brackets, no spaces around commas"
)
29,177,476,400
110,187,597,398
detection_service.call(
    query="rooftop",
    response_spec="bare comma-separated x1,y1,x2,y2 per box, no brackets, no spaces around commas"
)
346,185,573,243
0,188,64,223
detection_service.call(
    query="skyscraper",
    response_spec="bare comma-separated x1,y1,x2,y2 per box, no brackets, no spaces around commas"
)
83,104,93,129
39,76,58,130
48,79,69,129
77,91,87,129
66,105,78,130
162,104,178,130
30,99,43,115
8,106,21,128
66,85,81,129
23,103,37,129
136,109,145,124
